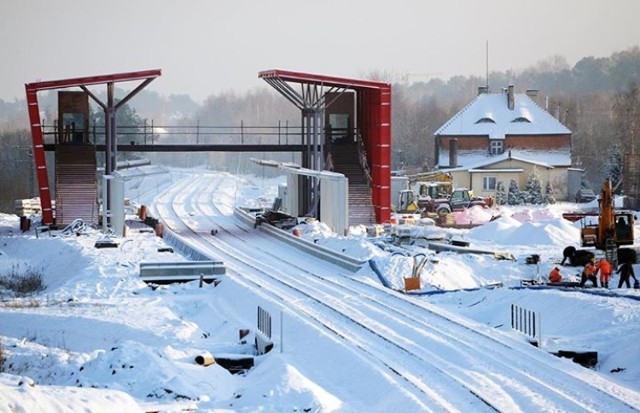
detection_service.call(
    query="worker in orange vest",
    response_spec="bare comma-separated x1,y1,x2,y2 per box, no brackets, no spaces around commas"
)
548,266,562,283
580,258,598,288
595,258,612,289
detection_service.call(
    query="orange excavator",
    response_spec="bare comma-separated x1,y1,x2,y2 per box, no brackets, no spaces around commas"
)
563,179,635,265
578,179,634,250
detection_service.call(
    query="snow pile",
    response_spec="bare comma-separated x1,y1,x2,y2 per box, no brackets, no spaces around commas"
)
295,220,386,260
466,215,522,243
0,373,143,413
467,214,580,247
452,205,496,225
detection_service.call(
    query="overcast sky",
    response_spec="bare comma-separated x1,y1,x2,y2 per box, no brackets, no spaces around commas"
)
2,0,639,103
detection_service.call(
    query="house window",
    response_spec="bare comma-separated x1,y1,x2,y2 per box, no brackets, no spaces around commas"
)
483,176,497,191
490,140,503,155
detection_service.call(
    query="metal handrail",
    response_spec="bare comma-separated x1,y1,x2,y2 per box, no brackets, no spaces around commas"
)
356,132,373,187
41,122,306,146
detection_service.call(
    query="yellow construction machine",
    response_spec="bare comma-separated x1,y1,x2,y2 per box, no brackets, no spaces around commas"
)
393,171,453,214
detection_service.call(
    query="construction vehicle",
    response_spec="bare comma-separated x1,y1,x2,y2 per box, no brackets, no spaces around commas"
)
428,188,491,217
563,178,635,264
392,171,492,217
391,171,453,214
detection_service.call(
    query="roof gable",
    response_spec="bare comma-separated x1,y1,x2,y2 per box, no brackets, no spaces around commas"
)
435,92,571,138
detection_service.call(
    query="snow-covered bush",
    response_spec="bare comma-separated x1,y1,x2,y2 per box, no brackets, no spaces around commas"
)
0,264,45,297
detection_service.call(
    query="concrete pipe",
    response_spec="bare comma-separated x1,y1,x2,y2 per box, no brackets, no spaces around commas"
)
195,352,215,367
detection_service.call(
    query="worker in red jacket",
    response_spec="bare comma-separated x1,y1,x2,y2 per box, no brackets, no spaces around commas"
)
580,258,598,288
548,266,562,283
595,258,612,289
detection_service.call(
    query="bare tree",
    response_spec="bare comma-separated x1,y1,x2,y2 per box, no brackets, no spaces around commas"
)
613,82,640,154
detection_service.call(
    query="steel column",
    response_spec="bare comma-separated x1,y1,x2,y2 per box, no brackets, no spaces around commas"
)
25,86,54,224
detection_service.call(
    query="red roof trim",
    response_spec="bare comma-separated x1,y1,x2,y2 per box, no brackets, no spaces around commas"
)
25,69,162,91
259,69,389,90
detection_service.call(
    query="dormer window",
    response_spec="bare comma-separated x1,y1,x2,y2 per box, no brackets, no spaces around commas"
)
512,116,531,123
490,140,503,155
476,117,496,124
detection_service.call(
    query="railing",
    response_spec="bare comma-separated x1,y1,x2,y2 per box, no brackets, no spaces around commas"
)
256,305,274,355
356,132,372,185
257,306,272,339
41,122,307,147
511,304,541,347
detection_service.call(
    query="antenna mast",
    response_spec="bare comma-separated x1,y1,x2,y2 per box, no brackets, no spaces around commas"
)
485,40,489,90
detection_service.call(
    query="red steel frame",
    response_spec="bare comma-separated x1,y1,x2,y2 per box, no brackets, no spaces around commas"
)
25,70,161,225
258,70,392,223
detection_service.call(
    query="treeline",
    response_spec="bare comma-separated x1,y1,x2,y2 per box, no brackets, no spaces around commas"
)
1,47,639,212
391,47,640,183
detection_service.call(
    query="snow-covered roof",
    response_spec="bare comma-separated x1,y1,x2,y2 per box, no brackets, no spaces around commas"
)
435,92,571,138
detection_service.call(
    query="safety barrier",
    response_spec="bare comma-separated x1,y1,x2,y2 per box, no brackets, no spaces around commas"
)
139,260,225,284
162,230,211,262
234,207,366,272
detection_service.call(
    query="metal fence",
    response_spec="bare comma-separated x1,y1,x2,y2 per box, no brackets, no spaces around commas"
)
257,305,272,339
511,304,541,347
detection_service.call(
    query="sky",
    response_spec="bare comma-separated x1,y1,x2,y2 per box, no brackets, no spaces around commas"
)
2,0,640,103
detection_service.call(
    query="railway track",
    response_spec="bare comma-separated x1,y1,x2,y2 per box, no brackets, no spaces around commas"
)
153,173,640,412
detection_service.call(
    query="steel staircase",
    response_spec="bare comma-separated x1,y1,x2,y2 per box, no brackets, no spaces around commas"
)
55,145,98,226
329,143,375,227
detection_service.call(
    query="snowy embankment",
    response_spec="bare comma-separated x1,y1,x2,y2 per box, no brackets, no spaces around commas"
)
0,168,639,412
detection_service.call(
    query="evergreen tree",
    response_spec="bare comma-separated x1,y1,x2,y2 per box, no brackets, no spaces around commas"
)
524,172,544,204
507,180,521,205
495,181,507,205
543,181,556,204
603,142,623,191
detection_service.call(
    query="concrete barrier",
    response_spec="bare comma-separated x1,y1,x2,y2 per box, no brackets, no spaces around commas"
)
234,207,365,272
139,261,225,284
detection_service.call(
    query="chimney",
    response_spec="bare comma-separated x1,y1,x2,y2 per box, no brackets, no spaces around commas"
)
478,86,489,95
526,89,538,102
449,138,458,168
507,85,515,110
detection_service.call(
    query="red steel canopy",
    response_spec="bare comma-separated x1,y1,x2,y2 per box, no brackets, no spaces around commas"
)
258,69,391,224
25,69,161,225
259,69,392,90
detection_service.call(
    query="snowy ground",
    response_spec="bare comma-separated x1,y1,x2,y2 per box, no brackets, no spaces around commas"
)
1,166,639,412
